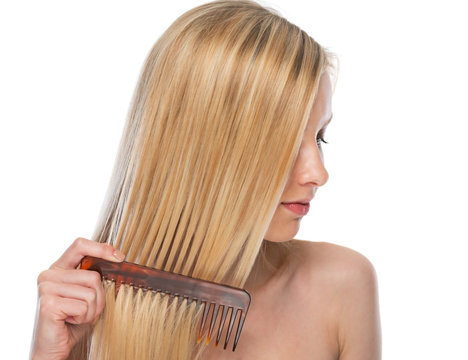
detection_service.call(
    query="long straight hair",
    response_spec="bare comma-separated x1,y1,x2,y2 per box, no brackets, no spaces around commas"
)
68,1,337,358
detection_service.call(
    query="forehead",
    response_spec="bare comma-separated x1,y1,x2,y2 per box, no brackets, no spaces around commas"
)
307,72,333,129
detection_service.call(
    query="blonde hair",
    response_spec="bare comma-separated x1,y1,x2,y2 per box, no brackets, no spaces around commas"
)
68,1,337,358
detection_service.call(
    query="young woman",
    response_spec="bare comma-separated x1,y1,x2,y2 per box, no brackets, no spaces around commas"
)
31,1,381,359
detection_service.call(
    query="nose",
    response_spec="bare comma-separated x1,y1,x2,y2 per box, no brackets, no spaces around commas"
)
294,142,329,187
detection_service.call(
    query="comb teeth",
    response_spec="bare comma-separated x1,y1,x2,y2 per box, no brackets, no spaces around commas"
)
197,302,246,351
216,305,229,347
79,255,251,351
207,303,220,344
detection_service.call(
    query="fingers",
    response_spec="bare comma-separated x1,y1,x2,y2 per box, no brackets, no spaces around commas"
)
38,270,105,321
31,237,124,359
38,268,104,286
40,294,90,325
51,237,126,270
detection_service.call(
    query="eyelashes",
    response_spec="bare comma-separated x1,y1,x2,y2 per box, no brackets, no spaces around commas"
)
302,128,329,148
317,136,328,145
316,130,328,146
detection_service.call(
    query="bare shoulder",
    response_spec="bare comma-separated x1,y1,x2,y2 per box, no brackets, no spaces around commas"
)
288,238,380,312
288,239,382,360
288,239,378,287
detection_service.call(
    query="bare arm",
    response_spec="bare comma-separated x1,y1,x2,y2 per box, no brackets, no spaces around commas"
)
336,254,382,360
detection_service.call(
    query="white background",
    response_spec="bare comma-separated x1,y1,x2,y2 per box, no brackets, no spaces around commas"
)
1,0,466,358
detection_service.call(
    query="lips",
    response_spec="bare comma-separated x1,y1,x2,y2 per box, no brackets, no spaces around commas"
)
281,202,310,215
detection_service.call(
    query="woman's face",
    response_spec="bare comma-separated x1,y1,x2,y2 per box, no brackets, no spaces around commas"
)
264,72,333,242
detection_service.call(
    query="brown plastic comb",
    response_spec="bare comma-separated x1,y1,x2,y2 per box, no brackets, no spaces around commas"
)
79,255,251,351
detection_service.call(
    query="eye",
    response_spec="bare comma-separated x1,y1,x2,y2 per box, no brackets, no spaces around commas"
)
316,130,328,147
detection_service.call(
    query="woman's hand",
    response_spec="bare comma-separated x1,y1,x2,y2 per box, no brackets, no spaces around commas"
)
30,237,126,360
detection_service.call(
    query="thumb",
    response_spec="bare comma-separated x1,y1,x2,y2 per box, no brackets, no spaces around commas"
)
51,238,126,270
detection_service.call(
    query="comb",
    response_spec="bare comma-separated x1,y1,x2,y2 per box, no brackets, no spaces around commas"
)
79,255,251,351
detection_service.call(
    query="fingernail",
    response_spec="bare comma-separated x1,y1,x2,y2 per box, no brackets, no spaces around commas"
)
112,249,125,261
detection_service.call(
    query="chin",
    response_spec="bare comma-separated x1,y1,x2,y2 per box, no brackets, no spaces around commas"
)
264,221,301,242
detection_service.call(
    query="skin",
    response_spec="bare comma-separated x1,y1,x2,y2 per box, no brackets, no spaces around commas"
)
244,70,334,293
30,72,381,360
263,71,332,244
30,238,125,360
205,72,382,359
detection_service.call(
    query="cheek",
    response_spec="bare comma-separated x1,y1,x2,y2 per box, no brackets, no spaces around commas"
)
264,206,302,242
281,166,298,197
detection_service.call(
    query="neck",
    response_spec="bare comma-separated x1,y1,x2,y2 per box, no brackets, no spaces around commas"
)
244,240,288,293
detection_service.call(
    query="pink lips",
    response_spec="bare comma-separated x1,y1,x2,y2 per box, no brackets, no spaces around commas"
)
282,202,310,215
